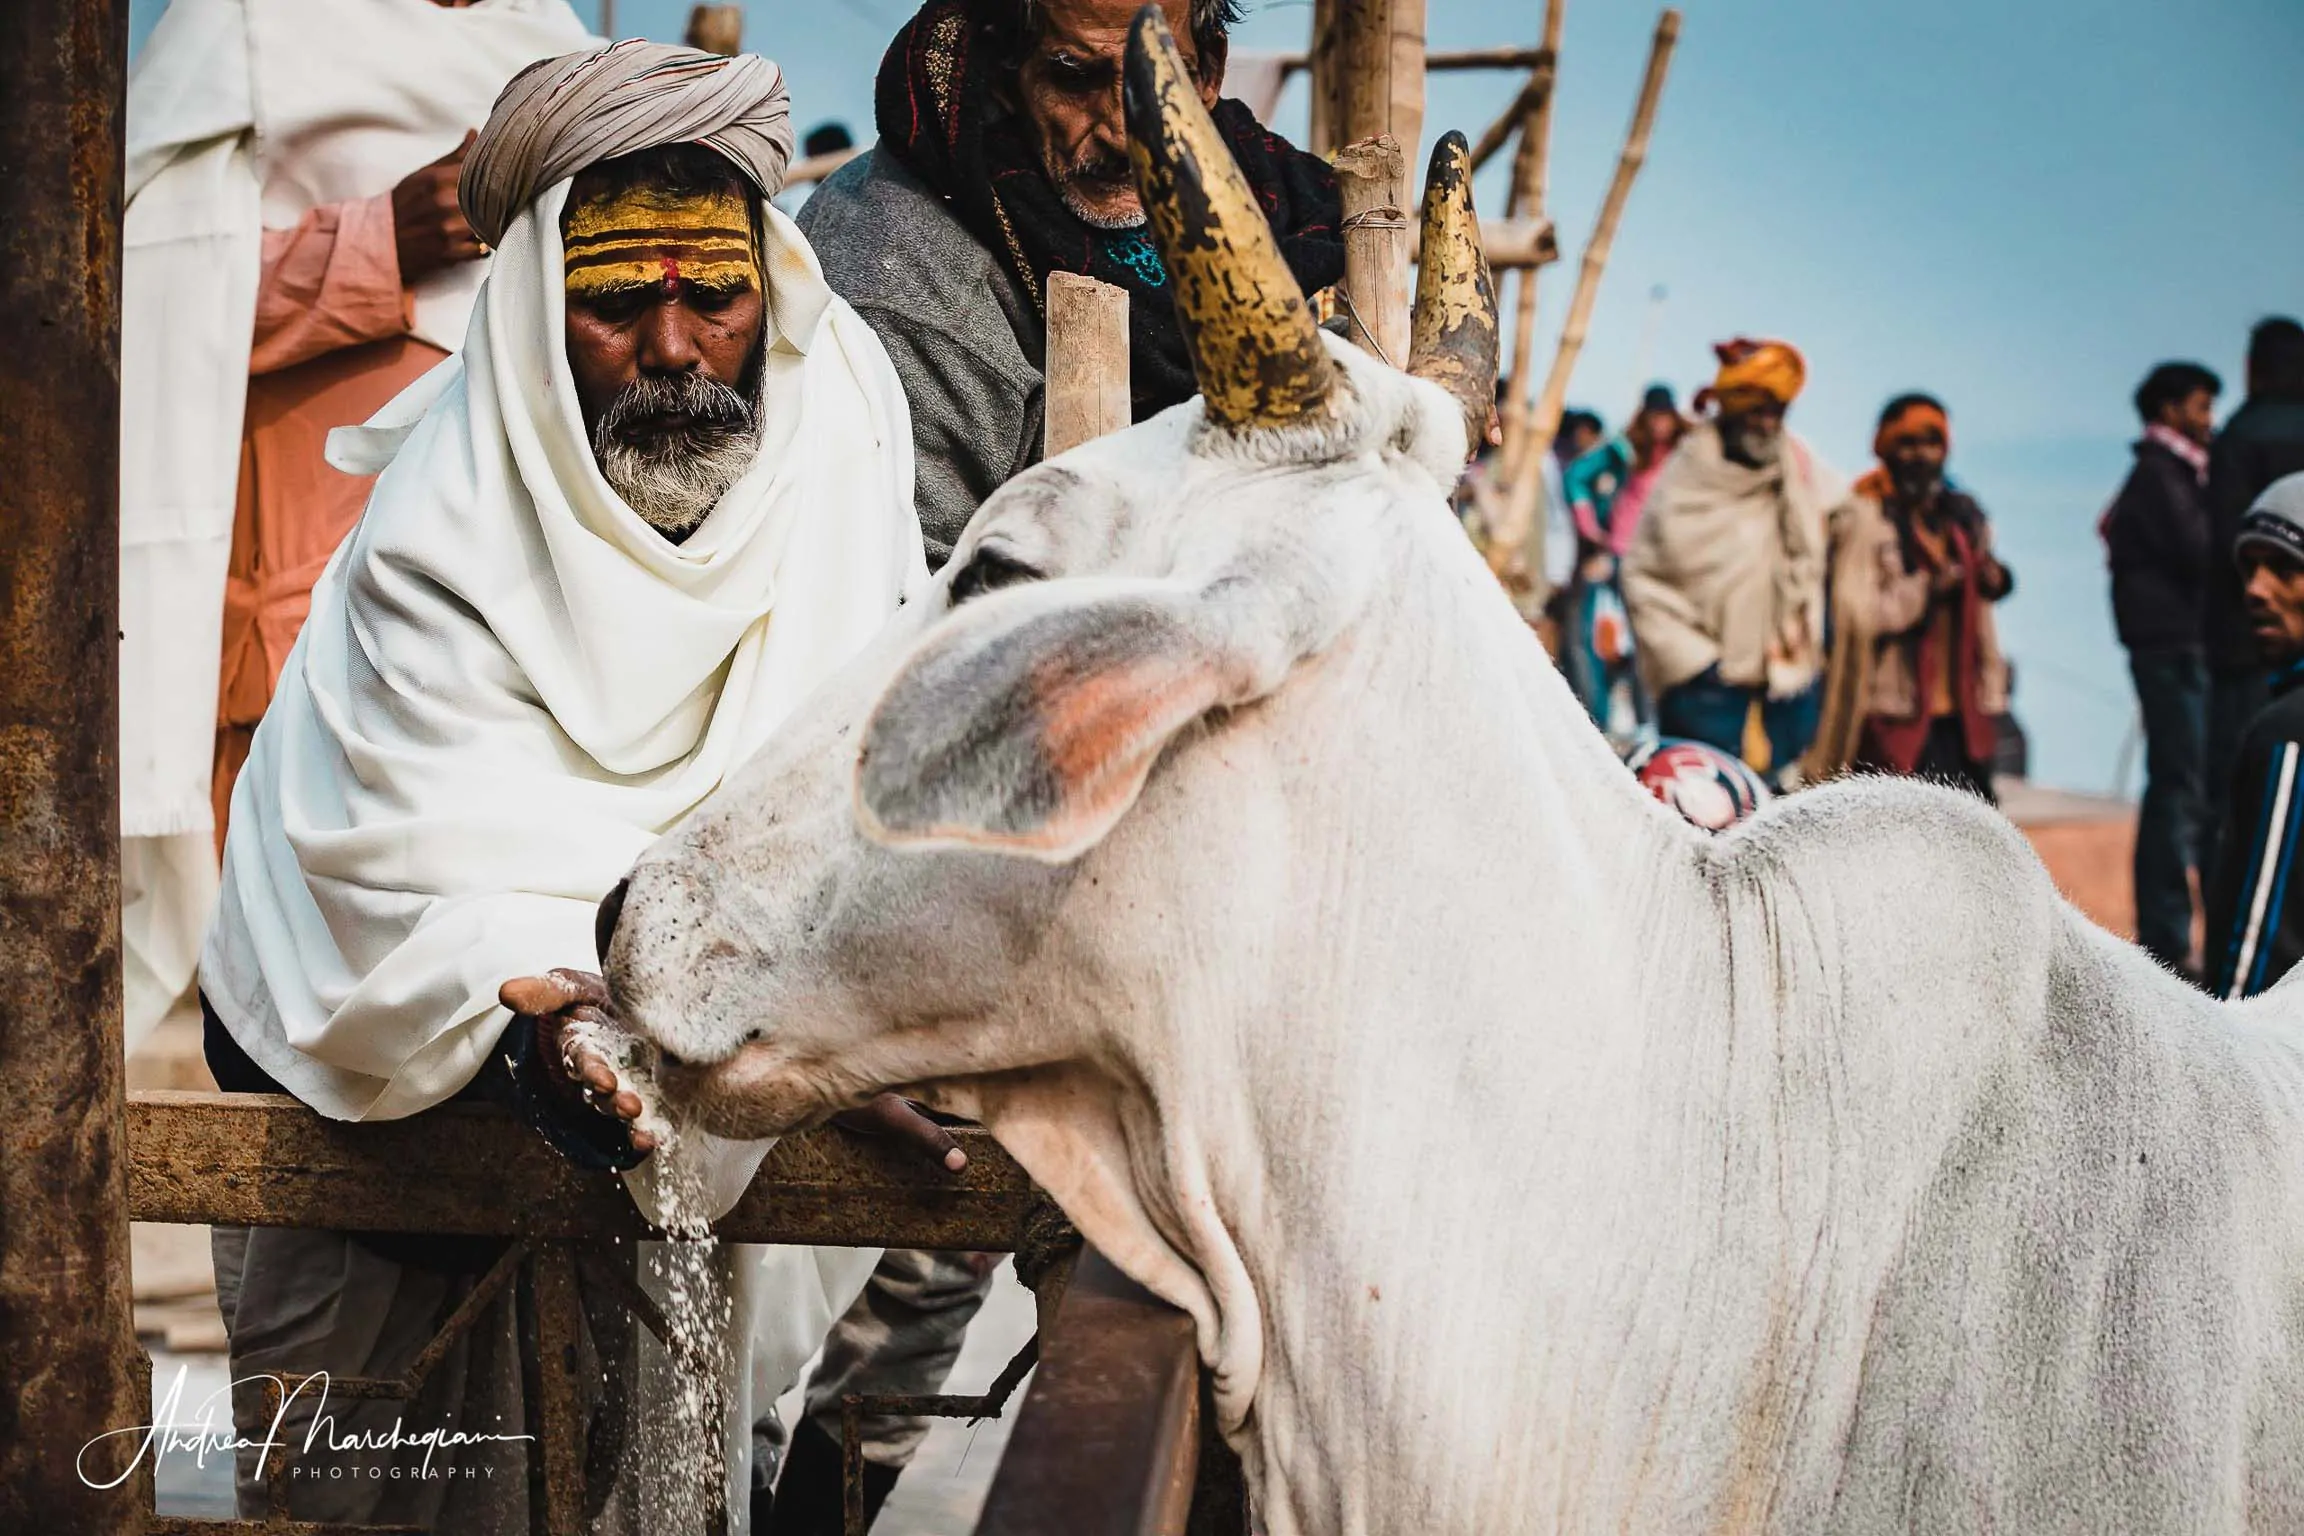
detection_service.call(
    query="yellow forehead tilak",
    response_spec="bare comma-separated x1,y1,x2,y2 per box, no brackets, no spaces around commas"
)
562,183,760,299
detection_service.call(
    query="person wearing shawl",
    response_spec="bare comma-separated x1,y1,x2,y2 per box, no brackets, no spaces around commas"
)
198,41,936,1526
1622,338,1848,778
1803,394,2014,802
117,0,593,1057
794,0,1344,568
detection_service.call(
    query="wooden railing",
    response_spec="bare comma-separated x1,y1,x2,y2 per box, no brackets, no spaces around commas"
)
128,1091,1244,1536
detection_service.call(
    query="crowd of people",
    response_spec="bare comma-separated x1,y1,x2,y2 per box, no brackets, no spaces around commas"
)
2104,321,2304,992
1477,336,2017,805
110,0,2299,1528
1506,318,2304,1002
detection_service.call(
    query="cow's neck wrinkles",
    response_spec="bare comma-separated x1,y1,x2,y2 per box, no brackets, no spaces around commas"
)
1073,508,1748,1534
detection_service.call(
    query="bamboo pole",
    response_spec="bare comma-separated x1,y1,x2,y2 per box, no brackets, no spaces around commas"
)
1334,0,1425,154
1465,55,1555,175
1279,43,1549,77
1044,273,1132,456
1526,8,1680,464
1307,0,1342,155
1480,0,1568,595
1334,136,1411,364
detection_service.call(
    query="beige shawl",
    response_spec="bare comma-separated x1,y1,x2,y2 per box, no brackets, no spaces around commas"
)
1620,422,1846,699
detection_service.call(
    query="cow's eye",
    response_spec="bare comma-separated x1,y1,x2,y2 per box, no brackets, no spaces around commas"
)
948,547,1043,607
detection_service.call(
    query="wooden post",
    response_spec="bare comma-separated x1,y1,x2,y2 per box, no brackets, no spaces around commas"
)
683,4,742,54
1307,0,1342,156
0,0,146,1529
1525,8,1681,464
1486,0,1569,596
1044,272,1131,456
1333,136,1411,365
1333,0,1426,156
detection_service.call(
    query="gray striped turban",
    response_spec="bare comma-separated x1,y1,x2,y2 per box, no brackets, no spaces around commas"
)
460,40,793,246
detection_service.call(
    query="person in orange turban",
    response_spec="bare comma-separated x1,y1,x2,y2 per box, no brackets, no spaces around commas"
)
1806,392,2014,803
1622,335,1842,781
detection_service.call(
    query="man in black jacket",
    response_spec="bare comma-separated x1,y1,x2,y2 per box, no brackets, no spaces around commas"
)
2203,318,2304,840
2206,474,2304,997
2104,360,2221,971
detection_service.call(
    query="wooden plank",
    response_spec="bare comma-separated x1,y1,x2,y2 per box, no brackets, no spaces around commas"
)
973,1246,1203,1536
127,1091,1050,1250
1044,272,1132,456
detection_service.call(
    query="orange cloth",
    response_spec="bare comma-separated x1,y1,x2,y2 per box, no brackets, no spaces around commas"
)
1695,337,1807,414
213,192,447,842
1872,398,1950,460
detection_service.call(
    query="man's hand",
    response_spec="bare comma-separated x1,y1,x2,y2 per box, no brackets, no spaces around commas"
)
834,1094,969,1173
499,968,659,1155
392,130,485,285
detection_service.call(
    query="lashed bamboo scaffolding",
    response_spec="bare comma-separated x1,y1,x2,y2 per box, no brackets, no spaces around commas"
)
1526,9,1681,470
1488,7,1680,601
1479,0,1568,595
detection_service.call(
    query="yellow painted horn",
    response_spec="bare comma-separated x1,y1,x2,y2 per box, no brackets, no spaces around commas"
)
1407,132,1499,454
1123,6,1337,431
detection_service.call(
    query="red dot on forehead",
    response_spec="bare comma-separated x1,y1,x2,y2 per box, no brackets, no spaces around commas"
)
659,256,681,290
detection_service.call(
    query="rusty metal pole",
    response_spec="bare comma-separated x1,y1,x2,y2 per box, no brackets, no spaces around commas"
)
0,0,144,1529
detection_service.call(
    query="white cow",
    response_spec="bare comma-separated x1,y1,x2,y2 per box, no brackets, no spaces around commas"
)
600,12,2304,1532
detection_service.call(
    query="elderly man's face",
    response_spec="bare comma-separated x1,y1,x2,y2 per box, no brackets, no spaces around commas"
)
563,172,767,541
1018,0,1223,228
1715,392,1786,467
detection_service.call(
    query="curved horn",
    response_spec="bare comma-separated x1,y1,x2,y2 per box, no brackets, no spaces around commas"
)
1407,131,1500,453
1123,6,1337,431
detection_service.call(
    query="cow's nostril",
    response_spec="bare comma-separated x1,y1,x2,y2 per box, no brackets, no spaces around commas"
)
595,876,630,968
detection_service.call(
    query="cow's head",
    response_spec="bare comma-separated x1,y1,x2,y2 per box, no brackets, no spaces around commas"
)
604,5,1505,1421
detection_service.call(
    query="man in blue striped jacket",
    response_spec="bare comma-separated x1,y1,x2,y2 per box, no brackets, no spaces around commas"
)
2206,472,2304,997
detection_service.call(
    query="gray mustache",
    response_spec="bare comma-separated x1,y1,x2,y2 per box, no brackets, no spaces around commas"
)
596,371,754,442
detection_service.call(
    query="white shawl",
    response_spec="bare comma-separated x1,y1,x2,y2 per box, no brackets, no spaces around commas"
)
119,0,591,1045
202,180,925,1157
204,178,918,1514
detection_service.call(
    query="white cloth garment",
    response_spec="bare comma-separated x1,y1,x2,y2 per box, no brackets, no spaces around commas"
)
202,178,922,1507
117,0,591,1048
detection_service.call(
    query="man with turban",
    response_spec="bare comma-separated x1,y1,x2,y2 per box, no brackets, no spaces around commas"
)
199,40,940,1527
1804,394,2015,801
794,0,1344,569
118,0,592,1057
1623,338,1851,777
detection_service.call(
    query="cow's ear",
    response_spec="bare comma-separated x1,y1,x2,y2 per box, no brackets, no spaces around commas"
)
855,579,1286,862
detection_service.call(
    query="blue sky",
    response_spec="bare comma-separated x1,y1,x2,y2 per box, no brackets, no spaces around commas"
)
129,0,2304,791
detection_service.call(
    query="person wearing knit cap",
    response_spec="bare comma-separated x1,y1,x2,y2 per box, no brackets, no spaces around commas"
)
1804,393,2013,803
199,39,939,1525
1622,338,1849,777
2205,472,2304,998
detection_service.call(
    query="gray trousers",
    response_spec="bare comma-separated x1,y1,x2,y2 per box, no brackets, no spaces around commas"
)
212,1226,550,1531
799,1247,1000,1466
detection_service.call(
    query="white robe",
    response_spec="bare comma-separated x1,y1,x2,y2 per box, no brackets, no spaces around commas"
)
201,180,924,1510
118,0,593,1049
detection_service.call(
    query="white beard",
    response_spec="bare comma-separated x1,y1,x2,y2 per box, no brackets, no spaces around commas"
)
591,370,766,542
